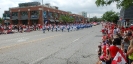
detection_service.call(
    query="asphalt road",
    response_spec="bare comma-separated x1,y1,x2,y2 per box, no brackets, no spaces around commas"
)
0,25,102,64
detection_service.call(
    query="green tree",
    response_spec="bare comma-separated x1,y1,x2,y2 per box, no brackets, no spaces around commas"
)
0,18,2,24
95,0,133,9
97,18,102,22
93,16,98,22
68,16,74,23
102,10,119,23
90,16,100,22
59,15,74,24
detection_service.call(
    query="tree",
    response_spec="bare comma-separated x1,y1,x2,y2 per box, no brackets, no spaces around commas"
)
59,15,74,24
90,16,101,22
102,10,119,23
95,0,133,9
68,16,74,23
93,16,98,22
0,18,2,24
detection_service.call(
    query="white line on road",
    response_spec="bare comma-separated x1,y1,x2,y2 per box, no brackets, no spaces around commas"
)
72,38,80,42
17,39,26,42
29,57,44,64
0,34,62,50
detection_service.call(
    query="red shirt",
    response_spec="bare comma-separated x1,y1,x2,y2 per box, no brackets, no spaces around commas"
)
130,26,133,31
102,45,106,56
101,29,104,33
109,45,119,58
102,35,106,41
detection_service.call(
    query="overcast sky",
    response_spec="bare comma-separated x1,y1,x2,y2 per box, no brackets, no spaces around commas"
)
0,0,120,18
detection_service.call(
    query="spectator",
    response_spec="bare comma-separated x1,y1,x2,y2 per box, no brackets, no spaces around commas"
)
127,39,133,64
113,34,122,48
121,36,130,53
109,40,119,60
121,36,130,64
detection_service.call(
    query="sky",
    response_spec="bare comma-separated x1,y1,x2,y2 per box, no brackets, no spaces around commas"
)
0,0,120,18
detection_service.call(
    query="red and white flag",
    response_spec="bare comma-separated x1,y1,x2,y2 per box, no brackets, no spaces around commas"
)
112,49,127,64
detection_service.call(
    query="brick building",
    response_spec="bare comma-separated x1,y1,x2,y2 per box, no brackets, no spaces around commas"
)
3,2,86,26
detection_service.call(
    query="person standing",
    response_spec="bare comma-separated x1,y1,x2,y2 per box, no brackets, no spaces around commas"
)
47,25,50,32
61,25,64,32
55,25,57,32
67,25,70,32
127,39,133,64
109,40,119,61
17,25,19,32
51,24,54,32
42,25,45,33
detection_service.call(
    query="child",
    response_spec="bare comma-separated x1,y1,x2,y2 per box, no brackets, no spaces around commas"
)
98,45,102,58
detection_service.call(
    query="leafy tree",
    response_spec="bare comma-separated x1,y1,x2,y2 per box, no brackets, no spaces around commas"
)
93,16,98,22
102,10,119,23
97,18,102,22
90,18,93,22
90,16,101,22
59,15,74,24
95,0,133,9
68,16,74,23
0,18,2,24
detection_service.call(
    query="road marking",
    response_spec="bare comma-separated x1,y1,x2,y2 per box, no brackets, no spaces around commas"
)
17,39,26,42
3,34,42,42
29,57,44,64
72,38,79,42
0,34,62,51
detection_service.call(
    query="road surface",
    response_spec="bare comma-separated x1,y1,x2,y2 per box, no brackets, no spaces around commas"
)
0,25,102,64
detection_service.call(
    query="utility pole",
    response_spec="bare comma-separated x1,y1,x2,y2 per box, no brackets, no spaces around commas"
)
42,0,45,33
89,14,90,22
42,0,44,25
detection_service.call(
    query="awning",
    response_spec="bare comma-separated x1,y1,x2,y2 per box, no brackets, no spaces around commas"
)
55,20,59,22
122,20,125,22
49,19,55,22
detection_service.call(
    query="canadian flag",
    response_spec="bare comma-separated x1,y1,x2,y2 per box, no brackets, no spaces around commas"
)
112,49,127,64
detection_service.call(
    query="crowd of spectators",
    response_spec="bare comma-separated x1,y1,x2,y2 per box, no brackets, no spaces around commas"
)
97,22,133,64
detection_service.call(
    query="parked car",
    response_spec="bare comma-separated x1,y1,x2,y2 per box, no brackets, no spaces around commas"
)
93,22,97,26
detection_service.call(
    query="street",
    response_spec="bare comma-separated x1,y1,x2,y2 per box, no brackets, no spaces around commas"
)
0,25,102,64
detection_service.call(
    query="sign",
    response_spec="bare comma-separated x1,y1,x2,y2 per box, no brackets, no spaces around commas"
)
3,17,10,20
31,15,38,18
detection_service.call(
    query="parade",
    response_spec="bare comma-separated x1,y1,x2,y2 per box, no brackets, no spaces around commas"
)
0,23,93,34
0,0,133,64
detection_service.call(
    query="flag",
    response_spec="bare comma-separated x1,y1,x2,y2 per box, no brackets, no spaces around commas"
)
45,21,48,24
112,49,127,64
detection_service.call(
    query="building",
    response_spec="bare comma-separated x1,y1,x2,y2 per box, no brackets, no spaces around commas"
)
79,12,88,23
2,11,10,25
2,2,86,26
119,6,133,27
79,12,87,18
120,6,133,21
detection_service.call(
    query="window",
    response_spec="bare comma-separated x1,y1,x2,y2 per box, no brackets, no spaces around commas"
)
31,11,39,18
12,12,18,16
48,12,53,19
43,11,47,18
21,11,28,16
